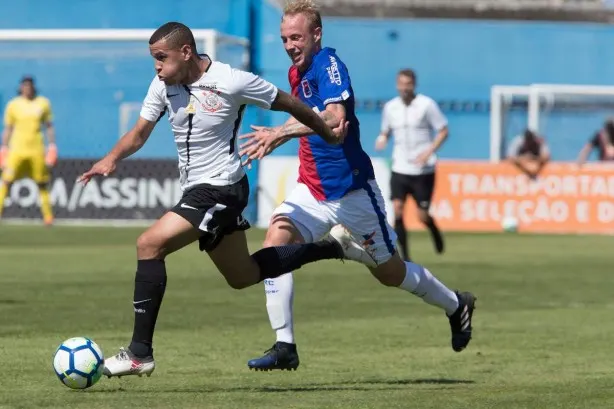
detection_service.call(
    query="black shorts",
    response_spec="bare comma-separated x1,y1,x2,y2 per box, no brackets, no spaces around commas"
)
170,175,250,252
390,172,435,210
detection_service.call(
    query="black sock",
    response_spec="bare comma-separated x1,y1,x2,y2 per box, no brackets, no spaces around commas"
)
394,217,409,261
425,217,445,254
252,239,342,282
129,259,167,358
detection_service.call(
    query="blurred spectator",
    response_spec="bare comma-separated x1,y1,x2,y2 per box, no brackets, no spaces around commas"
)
577,119,614,166
506,129,550,178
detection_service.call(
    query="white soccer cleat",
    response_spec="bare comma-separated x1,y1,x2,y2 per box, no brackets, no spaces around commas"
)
327,224,378,268
103,347,155,378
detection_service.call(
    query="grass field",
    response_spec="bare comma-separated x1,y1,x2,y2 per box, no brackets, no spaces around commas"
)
1,225,613,409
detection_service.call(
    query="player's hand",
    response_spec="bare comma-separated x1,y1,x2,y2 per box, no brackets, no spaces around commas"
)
329,120,349,145
45,144,58,167
374,135,387,151
239,125,283,166
77,156,117,185
0,146,7,169
414,150,432,166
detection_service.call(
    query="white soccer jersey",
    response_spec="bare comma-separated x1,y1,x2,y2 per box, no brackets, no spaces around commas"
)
140,57,278,191
381,94,448,175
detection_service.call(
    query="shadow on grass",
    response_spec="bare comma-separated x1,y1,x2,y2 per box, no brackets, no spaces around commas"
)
87,377,475,394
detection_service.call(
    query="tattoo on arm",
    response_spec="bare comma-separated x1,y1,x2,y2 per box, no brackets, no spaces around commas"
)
270,90,336,142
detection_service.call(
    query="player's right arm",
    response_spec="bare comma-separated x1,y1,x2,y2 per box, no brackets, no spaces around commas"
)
78,118,157,184
577,133,599,166
0,101,15,167
78,78,164,184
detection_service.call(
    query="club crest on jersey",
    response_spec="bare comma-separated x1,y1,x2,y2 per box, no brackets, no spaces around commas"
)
301,79,312,98
201,90,223,112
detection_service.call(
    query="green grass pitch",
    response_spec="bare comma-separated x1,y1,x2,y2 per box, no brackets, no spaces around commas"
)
0,225,613,408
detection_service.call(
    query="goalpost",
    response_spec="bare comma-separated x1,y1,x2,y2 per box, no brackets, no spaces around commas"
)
0,29,251,225
0,29,251,137
490,83,614,162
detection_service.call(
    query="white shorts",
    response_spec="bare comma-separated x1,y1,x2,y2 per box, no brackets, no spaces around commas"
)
272,180,397,265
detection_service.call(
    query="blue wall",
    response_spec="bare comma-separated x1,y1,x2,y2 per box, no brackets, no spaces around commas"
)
0,0,250,35
258,18,614,162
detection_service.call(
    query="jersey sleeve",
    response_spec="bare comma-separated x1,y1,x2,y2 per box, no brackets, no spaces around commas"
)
380,103,391,134
316,54,352,106
42,98,53,123
425,99,448,131
139,77,167,122
232,69,279,109
3,101,14,127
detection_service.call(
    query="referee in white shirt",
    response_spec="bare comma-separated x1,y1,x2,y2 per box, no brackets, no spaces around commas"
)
375,69,447,261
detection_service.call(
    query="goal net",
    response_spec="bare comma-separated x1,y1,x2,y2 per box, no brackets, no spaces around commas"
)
490,84,614,162
0,29,250,224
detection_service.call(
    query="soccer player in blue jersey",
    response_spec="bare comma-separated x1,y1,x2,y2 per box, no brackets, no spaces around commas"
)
240,0,477,371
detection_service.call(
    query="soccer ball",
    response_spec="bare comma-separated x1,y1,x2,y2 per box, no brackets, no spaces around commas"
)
501,216,519,233
53,337,105,389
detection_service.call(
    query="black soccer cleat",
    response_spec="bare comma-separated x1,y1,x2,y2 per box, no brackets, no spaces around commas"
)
447,291,476,352
247,342,300,371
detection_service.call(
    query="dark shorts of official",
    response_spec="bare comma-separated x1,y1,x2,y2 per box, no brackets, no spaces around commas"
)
170,175,250,252
390,171,435,210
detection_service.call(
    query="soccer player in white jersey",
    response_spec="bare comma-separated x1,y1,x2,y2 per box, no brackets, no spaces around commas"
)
77,21,375,379
240,1,476,372
375,69,447,262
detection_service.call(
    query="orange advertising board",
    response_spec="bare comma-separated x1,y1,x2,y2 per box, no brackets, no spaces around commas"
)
404,161,614,234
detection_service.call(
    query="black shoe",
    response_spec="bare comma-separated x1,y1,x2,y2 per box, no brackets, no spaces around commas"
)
448,291,476,352
247,342,300,371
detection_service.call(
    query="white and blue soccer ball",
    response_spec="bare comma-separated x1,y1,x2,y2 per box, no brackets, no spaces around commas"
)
53,337,104,389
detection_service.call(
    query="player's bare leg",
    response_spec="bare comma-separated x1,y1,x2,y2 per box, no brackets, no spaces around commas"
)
104,212,200,378
247,216,303,371
329,225,475,352
417,207,444,255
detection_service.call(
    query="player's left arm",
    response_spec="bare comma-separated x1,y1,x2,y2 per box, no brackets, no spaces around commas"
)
422,99,449,158
272,100,346,139
232,69,341,145
43,99,58,166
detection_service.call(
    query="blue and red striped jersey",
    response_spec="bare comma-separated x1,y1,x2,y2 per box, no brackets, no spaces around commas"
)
289,47,374,201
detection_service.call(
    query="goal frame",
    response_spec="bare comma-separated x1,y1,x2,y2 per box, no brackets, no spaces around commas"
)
490,83,614,162
0,28,250,64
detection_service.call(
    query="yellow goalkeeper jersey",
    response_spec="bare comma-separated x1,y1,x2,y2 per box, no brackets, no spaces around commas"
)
3,95,53,154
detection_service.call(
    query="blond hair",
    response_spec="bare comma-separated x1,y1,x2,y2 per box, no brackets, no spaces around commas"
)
283,0,322,30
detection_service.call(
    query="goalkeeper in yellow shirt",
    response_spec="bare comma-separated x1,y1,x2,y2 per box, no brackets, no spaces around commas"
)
0,76,57,225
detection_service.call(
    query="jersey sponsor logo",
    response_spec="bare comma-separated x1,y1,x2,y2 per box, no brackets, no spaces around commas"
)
301,79,312,98
326,55,342,86
201,90,223,112
198,83,218,90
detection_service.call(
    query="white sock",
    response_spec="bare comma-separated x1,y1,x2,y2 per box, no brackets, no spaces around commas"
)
264,273,295,344
399,261,459,315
